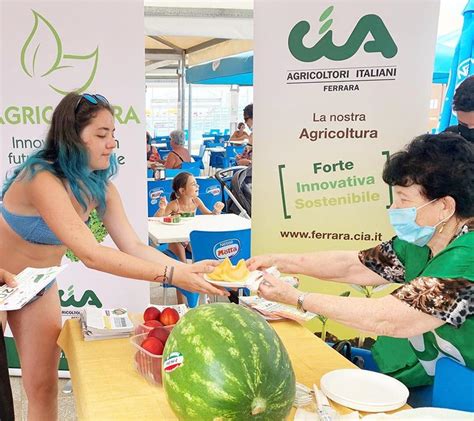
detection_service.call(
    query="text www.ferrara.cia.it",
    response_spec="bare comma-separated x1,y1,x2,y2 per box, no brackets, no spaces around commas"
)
280,230,383,241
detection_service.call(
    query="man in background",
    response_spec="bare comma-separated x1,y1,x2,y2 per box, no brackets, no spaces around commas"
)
445,75,474,143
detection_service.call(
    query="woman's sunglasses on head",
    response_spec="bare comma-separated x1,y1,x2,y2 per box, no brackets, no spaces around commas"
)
75,93,110,112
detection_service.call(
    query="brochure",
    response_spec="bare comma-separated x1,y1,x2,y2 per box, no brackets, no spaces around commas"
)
80,307,134,341
0,265,66,311
240,295,317,322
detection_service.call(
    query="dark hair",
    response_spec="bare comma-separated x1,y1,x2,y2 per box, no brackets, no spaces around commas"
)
383,132,474,218
238,122,245,129
243,103,253,120
170,172,193,201
3,92,117,214
453,75,474,112
146,132,152,144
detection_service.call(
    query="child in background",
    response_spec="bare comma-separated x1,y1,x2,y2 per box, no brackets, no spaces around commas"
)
155,172,224,302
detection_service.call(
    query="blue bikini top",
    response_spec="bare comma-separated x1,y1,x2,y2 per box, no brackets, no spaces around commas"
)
0,204,88,246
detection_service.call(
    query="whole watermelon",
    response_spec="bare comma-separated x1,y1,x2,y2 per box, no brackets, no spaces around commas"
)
162,303,295,420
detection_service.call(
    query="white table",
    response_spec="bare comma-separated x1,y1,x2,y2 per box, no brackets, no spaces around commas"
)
227,140,248,145
206,146,226,153
148,214,251,244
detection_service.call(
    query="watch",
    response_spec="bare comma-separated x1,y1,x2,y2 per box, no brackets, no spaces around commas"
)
296,293,309,313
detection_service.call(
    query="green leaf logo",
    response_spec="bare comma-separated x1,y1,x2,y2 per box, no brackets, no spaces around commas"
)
319,6,334,35
20,10,99,95
319,5,334,22
319,19,333,35
48,48,99,95
21,10,62,77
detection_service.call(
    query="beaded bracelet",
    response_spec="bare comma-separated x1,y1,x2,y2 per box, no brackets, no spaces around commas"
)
153,265,167,283
154,265,174,286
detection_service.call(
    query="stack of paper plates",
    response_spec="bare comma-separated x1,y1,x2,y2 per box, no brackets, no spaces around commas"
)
320,369,409,412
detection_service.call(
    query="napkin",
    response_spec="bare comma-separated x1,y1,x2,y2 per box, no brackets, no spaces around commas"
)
246,266,299,291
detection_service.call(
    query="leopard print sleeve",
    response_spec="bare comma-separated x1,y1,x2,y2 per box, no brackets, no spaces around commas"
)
392,277,474,328
358,239,406,283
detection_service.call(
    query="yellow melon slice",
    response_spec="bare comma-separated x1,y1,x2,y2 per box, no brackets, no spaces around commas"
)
207,258,250,282
207,258,232,280
227,259,250,281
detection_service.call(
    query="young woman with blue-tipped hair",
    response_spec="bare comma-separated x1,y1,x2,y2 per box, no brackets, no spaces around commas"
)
0,93,226,420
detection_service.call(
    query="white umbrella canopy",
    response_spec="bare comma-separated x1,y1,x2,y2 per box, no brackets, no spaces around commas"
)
144,0,253,73
143,1,253,138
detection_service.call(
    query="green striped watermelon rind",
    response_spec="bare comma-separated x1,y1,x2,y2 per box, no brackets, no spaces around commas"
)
162,302,296,420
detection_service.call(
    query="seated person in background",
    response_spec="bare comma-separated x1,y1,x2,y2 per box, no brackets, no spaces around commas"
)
164,130,191,169
146,132,163,168
444,75,474,143
249,133,473,397
229,122,250,142
155,172,224,303
0,269,15,421
236,104,253,166
236,144,252,166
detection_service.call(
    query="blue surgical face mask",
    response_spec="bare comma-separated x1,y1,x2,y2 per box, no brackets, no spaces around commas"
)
388,199,444,247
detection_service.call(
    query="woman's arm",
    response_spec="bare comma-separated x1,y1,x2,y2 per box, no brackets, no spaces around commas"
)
28,173,167,280
248,250,388,286
27,173,226,295
236,158,251,166
259,274,444,338
102,185,224,293
164,153,177,169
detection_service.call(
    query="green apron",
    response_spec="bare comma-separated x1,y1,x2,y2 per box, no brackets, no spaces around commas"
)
372,231,474,387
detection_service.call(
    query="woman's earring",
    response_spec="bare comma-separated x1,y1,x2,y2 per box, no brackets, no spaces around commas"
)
439,222,447,233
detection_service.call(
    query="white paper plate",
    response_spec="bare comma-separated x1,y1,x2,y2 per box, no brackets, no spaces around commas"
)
157,219,188,226
204,270,263,288
320,369,409,412
205,278,247,288
362,407,474,420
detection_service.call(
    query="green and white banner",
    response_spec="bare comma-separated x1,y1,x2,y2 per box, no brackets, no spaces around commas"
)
253,0,440,342
1,0,148,374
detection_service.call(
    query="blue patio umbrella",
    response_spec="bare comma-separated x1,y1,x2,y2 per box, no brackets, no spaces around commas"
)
433,32,459,84
439,0,474,130
186,52,253,86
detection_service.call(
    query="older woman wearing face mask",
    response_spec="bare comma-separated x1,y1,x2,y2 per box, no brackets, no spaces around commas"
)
248,133,474,393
